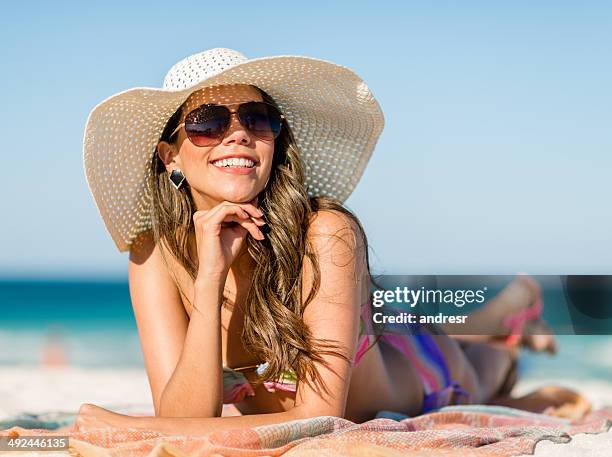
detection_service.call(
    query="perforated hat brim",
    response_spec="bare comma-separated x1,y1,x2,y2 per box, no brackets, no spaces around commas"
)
83,48,384,252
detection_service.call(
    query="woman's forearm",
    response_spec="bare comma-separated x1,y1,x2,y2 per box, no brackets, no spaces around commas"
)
135,407,308,436
159,280,225,417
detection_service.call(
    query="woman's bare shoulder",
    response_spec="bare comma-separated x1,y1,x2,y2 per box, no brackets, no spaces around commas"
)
306,209,369,287
128,231,177,284
308,208,358,231
307,209,363,250
129,231,175,267
129,230,156,263
128,230,194,315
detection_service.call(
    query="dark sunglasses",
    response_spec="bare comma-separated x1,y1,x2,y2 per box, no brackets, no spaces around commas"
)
169,101,285,147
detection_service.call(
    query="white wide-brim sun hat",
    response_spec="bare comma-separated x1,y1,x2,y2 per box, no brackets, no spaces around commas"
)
83,48,385,253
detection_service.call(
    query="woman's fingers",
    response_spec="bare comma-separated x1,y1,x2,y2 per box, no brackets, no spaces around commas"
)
198,205,265,240
220,214,265,240
236,218,265,240
216,201,263,219
251,216,267,226
215,206,265,240
195,202,264,223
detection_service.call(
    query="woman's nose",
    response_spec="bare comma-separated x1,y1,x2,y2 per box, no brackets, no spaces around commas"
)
222,113,251,145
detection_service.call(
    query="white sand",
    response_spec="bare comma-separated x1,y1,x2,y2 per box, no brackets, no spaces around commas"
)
1,367,611,455
518,431,612,457
513,378,612,457
0,366,154,419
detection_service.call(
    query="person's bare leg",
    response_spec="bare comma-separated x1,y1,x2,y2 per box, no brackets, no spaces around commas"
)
460,340,518,403
460,340,590,420
441,275,556,353
490,386,592,421
442,275,538,335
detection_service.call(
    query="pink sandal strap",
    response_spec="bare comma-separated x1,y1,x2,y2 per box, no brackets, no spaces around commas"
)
502,295,543,346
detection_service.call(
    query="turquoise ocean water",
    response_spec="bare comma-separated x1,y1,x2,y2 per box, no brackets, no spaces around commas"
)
0,279,611,381
0,279,143,367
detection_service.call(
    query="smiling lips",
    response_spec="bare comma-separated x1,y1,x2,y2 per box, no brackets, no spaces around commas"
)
211,157,256,168
210,156,257,174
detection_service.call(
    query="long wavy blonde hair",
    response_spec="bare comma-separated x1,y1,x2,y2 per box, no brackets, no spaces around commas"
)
147,86,383,395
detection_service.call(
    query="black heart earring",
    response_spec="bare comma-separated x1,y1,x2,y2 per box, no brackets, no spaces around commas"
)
169,169,186,190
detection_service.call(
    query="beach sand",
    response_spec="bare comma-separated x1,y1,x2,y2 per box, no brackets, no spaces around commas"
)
1,367,611,455
0,366,154,419
513,378,612,456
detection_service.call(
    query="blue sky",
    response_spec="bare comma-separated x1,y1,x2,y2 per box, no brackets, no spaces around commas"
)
0,1,610,278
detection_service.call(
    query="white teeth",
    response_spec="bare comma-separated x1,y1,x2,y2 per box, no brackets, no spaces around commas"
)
212,157,255,168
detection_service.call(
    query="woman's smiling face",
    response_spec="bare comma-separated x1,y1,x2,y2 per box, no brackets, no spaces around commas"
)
157,84,275,209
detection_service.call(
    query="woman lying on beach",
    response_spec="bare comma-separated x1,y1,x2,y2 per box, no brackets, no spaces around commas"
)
78,48,589,435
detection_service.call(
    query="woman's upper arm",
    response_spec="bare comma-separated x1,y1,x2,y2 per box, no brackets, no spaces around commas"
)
128,232,189,415
293,210,368,418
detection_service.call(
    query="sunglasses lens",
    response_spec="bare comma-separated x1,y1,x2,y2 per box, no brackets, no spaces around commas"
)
184,105,229,146
238,102,283,140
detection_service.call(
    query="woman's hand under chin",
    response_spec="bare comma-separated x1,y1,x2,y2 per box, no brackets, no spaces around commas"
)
193,195,267,285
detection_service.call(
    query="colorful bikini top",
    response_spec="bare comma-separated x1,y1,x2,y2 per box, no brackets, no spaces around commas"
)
222,362,298,404
222,299,374,405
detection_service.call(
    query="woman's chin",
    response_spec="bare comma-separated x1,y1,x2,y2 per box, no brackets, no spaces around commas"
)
213,191,258,204
195,181,262,205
